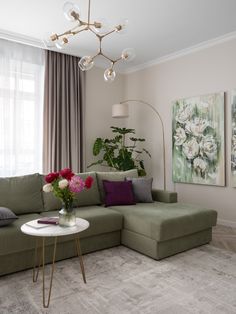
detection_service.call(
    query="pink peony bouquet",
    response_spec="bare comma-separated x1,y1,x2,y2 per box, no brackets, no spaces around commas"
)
43,168,93,211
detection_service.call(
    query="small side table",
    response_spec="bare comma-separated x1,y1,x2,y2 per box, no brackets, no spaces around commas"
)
21,217,89,308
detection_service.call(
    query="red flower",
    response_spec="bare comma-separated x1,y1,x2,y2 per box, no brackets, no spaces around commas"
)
45,172,59,183
85,176,94,189
60,168,74,180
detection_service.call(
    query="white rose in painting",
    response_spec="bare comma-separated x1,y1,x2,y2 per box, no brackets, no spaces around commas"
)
193,157,207,173
200,135,217,161
182,138,199,160
174,127,187,146
43,183,53,193
185,117,209,137
58,179,69,189
175,104,193,125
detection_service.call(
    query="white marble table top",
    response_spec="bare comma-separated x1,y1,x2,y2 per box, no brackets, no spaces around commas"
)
21,217,89,237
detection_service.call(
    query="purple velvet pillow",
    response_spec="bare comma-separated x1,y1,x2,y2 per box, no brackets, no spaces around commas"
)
102,180,136,206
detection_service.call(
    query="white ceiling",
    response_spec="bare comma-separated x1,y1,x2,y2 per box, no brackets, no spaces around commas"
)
1,0,236,72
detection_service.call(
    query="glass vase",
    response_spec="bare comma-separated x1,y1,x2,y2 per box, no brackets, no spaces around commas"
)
59,204,76,227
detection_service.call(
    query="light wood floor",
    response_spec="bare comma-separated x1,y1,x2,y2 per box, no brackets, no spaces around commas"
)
211,224,236,253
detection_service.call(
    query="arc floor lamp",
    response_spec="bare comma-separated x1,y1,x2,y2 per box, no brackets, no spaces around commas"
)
112,100,166,190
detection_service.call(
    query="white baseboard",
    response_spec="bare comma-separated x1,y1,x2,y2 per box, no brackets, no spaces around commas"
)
217,219,236,228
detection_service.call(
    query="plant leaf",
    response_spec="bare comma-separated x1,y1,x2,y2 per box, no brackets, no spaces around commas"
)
143,148,151,158
93,138,103,156
138,169,146,176
129,137,138,141
136,138,145,142
87,160,104,168
139,160,145,169
111,126,135,135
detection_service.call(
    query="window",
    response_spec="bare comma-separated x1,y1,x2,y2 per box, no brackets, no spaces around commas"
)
0,39,44,177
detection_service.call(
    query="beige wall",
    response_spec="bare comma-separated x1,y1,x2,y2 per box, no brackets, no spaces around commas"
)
124,39,236,226
85,66,125,171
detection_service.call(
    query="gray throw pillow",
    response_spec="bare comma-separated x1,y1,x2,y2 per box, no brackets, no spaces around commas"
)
0,207,18,227
126,177,153,203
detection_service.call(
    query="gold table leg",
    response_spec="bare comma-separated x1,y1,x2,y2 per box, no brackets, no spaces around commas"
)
32,235,86,308
75,236,86,283
42,237,57,308
33,238,41,282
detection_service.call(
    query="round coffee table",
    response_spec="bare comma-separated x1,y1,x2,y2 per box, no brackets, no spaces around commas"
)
21,217,89,308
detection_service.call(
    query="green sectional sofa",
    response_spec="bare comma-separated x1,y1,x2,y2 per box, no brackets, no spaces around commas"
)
0,170,217,276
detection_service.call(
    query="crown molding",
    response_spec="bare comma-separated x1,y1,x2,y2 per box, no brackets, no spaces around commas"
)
0,29,45,49
2,28,236,75
121,30,236,75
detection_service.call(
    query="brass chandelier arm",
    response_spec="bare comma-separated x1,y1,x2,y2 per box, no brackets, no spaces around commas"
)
100,52,115,64
90,51,116,65
120,99,166,190
89,33,121,65
99,29,116,39
71,27,88,36
88,26,99,37
113,56,123,63
53,25,89,40
50,0,133,81
55,22,118,42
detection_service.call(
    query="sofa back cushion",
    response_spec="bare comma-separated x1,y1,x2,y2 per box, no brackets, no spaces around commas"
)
0,173,44,215
42,172,101,211
96,169,139,203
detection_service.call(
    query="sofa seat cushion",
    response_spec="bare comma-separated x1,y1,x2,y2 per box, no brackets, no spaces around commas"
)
0,173,44,215
0,213,42,256
41,206,123,239
109,202,217,242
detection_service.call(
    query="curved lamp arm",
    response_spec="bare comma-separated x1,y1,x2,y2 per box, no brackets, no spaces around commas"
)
113,99,166,190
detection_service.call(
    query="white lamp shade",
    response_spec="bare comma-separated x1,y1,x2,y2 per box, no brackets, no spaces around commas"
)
112,103,129,118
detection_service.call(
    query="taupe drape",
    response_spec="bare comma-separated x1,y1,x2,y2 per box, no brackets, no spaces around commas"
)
43,50,85,173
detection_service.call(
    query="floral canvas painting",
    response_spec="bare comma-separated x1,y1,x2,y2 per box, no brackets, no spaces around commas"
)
231,89,236,187
172,92,225,186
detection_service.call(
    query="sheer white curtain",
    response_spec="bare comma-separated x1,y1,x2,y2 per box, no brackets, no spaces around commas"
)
0,39,44,177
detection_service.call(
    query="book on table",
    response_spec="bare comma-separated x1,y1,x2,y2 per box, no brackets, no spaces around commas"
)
25,220,50,229
37,217,59,225
26,217,59,229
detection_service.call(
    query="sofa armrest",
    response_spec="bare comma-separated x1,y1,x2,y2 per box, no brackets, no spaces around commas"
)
152,189,178,203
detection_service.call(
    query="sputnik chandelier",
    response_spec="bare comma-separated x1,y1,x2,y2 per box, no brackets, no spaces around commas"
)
48,0,135,82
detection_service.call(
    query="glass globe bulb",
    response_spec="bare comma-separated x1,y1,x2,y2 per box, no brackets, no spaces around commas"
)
121,48,136,62
78,56,94,71
63,2,81,21
42,33,56,48
42,39,55,48
92,18,112,35
104,68,116,82
55,37,68,50
115,18,128,34
55,41,64,50
55,41,65,50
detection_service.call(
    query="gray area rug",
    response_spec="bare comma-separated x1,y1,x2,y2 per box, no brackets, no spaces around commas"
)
1,245,236,314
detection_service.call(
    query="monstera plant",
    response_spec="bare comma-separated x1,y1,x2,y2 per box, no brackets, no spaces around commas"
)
88,126,151,176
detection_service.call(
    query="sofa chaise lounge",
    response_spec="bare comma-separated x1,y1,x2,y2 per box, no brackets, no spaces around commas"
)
0,170,217,276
